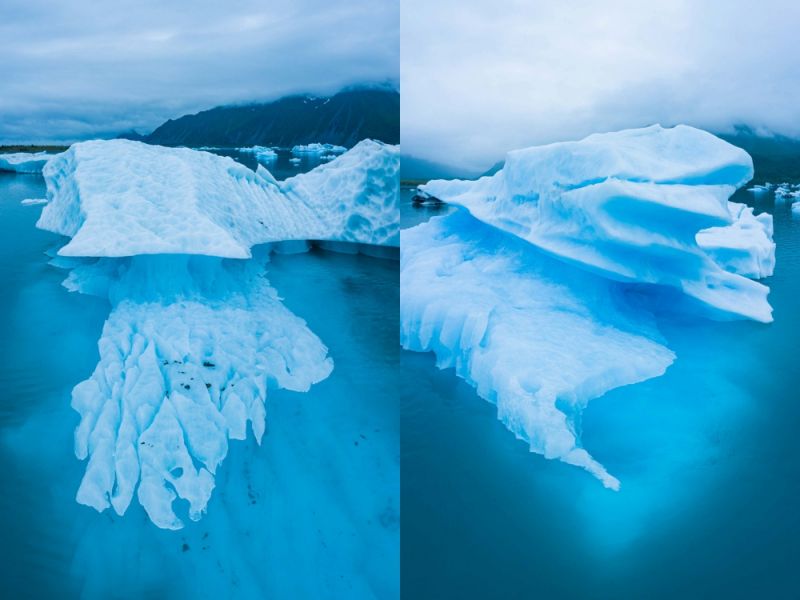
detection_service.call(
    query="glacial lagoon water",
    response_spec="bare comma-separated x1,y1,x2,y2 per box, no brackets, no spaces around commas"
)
401,186,800,598
0,170,398,599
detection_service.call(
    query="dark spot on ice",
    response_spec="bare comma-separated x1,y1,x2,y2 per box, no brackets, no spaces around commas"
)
359,434,366,440
202,532,209,540
354,441,359,446
183,384,191,390
162,360,168,365
171,467,183,478
203,361,216,368
205,383,211,389
182,543,189,552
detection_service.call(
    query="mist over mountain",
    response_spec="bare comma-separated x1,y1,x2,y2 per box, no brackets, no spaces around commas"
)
138,88,399,148
400,154,479,182
436,126,800,184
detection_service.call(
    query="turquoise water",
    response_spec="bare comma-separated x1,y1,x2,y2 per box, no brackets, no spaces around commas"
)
0,172,398,598
401,187,800,598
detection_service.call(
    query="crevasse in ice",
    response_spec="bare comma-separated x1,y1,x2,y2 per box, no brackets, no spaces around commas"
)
37,139,398,528
401,125,775,488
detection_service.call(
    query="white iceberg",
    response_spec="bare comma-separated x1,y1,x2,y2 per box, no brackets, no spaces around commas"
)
774,183,800,201
747,183,771,194
402,125,774,488
291,143,347,156
38,138,399,258
36,138,399,528
420,125,772,322
237,145,278,162
20,197,47,206
0,151,59,173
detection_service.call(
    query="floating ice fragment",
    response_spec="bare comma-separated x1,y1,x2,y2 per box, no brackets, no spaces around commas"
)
291,143,346,156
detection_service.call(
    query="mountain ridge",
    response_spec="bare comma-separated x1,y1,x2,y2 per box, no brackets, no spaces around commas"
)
139,88,399,148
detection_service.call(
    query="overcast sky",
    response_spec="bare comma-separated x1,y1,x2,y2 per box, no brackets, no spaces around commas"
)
0,0,398,143
402,0,800,171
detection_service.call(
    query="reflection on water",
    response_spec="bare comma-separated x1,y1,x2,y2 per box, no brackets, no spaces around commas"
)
401,186,800,598
0,171,398,599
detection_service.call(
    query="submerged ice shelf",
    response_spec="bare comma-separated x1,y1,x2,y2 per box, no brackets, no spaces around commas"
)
402,125,775,488
33,139,399,528
66,252,333,529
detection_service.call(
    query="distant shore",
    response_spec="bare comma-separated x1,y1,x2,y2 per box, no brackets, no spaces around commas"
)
0,144,69,154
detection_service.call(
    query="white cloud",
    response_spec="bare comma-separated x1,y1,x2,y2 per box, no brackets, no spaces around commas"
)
0,0,398,142
402,0,800,171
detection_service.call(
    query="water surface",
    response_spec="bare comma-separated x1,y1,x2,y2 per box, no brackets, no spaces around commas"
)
401,186,800,598
0,170,399,599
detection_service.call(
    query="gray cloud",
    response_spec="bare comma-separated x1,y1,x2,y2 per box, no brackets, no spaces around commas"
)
402,0,800,171
0,0,398,142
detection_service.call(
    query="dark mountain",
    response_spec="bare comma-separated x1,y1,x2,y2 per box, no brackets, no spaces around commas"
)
720,126,800,184
143,88,399,148
400,154,479,182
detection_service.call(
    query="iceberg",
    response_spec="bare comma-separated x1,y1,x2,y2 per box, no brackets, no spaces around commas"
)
402,125,774,487
0,151,59,174
420,125,772,322
36,139,398,528
21,197,47,206
38,138,399,258
237,145,278,162
747,183,771,194
291,143,347,156
774,183,800,201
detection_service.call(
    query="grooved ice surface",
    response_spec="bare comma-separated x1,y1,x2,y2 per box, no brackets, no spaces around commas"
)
403,125,775,487
36,141,397,528
62,252,332,529
38,139,399,258
421,125,774,322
